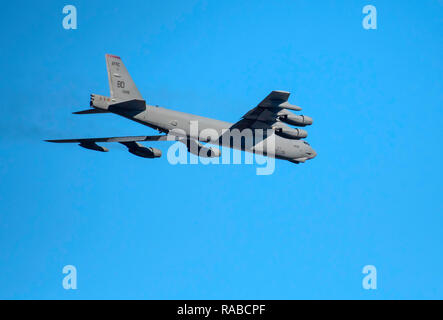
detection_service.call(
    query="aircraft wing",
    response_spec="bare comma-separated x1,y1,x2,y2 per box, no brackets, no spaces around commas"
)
231,90,301,130
45,135,172,143
45,134,180,156
255,90,292,108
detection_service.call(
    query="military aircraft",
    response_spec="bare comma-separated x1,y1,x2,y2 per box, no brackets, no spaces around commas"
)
46,54,317,164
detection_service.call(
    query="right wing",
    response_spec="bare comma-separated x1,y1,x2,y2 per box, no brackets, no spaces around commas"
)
241,90,301,125
230,90,309,139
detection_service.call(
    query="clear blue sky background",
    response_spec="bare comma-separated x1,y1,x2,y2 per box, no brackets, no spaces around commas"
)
0,0,442,299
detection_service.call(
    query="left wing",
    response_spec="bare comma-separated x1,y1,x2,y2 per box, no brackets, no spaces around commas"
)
45,135,177,157
45,135,171,144
46,134,219,158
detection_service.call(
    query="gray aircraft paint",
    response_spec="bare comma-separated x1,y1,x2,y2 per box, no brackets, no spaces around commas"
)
47,54,317,164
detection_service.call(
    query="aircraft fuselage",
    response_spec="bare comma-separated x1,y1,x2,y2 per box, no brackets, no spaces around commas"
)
108,104,317,163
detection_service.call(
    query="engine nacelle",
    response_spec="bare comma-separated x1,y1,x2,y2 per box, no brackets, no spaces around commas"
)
128,146,162,158
277,101,302,111
79,141,109,152
279,114,313,127
274,127,308,139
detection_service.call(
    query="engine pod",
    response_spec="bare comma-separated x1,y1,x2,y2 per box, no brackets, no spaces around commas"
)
79,141,109,152
120,141,162,158
274,127,308,139
279,113,313,127
128,146,162,158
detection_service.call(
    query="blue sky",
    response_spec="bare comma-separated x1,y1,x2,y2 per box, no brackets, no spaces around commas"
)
0,0,442,299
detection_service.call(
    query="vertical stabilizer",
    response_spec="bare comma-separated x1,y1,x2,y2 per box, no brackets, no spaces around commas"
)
105,54,143,101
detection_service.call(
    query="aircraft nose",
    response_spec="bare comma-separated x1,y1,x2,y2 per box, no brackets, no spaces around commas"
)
308,149,317,159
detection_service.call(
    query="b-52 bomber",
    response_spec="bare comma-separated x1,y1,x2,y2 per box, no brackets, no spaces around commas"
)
47,54,316,164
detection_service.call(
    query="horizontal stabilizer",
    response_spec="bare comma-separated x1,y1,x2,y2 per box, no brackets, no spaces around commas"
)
109,99,146,111
73,109,110,115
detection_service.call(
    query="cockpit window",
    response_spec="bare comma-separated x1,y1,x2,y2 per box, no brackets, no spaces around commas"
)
303,141,310,146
